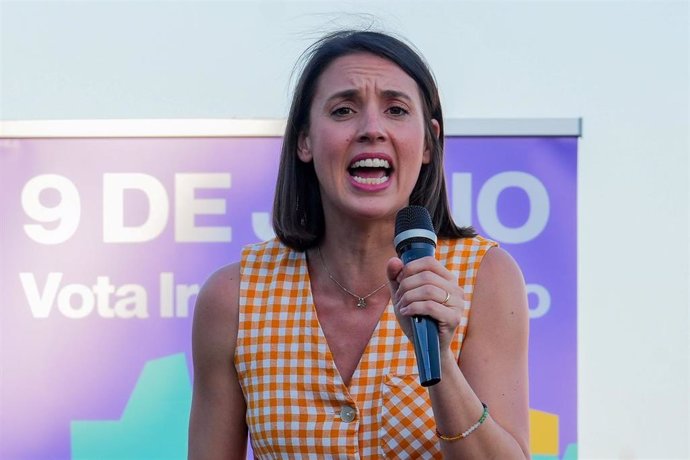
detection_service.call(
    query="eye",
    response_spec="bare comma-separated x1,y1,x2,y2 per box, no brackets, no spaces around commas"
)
331,106,355,117
387,105,409,116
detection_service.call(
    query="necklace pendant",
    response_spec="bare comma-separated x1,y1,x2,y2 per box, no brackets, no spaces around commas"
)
356,298,367,308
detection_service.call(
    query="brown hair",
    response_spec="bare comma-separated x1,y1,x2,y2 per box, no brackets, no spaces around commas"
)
273,30,475,250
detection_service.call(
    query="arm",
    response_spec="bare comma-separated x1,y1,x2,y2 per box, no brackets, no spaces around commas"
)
188,262,248,460
387,247,530,459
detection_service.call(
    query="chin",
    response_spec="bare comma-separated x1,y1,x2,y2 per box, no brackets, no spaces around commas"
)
348,201,402,223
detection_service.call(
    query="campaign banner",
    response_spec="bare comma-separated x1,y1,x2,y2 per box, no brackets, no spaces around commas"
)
0,133,577,459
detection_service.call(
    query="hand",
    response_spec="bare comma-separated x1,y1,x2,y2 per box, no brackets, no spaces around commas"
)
386,256,466,353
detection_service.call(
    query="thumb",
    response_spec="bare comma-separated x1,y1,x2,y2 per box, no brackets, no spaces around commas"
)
386,257,404,300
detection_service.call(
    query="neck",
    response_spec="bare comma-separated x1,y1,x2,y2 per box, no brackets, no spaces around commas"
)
317,246,388,308
319,221,396,275
307,216,397,307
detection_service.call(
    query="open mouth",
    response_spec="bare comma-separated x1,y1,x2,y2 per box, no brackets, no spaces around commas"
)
348,158,392,185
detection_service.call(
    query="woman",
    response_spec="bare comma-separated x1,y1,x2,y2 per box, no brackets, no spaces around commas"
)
189,30,529,459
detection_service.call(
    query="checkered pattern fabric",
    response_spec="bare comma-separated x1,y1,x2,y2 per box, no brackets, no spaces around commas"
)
235,236,496,459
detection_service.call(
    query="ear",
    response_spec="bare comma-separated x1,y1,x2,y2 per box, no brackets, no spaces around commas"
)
423,119,441,164
297,132,313,163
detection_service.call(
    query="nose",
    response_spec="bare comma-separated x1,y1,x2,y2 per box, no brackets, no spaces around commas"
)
357,109,386,143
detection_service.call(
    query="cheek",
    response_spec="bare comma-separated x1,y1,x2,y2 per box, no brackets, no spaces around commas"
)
401,131,428,160
315,132,351,160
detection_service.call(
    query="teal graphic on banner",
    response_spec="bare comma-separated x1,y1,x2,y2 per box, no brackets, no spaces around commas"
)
71,354,191,459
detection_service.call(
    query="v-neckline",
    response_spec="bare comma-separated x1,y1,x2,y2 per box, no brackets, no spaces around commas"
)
299,250,392,391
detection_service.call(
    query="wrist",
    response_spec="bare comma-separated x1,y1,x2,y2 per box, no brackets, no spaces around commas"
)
440,348,458,368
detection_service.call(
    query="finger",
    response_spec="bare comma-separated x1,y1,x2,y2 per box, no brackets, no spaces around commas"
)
400,256,456,282
398,271,463,303
396,290,456,316
386,256,404,283
439,288,452,306
386,257,404,300
397,283,448,307
398,285,461,314
398,298,463,326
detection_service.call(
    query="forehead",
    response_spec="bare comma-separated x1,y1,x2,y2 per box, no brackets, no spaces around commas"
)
314,52,420,97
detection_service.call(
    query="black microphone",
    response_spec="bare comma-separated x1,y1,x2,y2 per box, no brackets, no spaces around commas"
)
394,205,441,387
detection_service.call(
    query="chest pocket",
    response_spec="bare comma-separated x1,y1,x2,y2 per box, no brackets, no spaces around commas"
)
378,373,441,459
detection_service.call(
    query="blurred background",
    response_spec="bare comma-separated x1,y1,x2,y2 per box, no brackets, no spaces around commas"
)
1,1,688,459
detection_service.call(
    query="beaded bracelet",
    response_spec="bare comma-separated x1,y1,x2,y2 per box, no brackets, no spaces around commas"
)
435,402,489,442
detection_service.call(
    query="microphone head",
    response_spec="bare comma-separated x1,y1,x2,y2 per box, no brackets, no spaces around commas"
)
394,205,437,251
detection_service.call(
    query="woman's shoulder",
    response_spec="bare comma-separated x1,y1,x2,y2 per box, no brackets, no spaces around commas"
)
193,238,300,329
443,234,520,286
471,241,527,327
194,262,242,333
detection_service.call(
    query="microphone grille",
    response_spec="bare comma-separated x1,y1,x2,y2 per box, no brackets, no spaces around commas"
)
395,205,434,235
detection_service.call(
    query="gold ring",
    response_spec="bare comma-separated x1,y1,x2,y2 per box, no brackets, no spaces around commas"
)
441,291,451,305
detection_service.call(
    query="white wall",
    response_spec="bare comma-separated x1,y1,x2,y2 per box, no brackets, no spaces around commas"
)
2,1,688,458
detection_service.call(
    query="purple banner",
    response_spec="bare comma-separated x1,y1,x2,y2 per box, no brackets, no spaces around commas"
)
0,135,576,459
444,137,578,459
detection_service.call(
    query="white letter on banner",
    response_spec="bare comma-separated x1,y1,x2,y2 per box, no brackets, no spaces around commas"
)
527,283,551,319
175,173,231,242
103,173,169,243
58,283,95,319
451,172,472,228
477,171,549,244
93,276,116,318
252,212,276,241
114,284,148,318
175,283,200,318
20,272,62,318
160,272,175,318
22,174,81,245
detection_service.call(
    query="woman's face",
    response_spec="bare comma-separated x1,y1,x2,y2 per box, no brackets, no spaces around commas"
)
298,52,439,224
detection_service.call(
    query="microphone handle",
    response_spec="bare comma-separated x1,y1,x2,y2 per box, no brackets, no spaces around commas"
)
399,242,441,387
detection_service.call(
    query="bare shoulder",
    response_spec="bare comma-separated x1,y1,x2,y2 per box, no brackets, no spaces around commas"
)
477,246,525,292
192,262,241,355
474,246,527,313
466,246,528,344
195,263,241,322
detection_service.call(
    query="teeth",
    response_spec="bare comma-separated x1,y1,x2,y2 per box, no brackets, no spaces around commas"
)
352,175,390,185
351,158,390,169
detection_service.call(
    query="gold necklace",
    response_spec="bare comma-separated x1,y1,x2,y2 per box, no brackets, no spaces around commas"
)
317,247,388,308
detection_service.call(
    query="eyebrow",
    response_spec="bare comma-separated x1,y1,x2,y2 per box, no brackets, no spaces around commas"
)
325,88,414,103
381,89,413,102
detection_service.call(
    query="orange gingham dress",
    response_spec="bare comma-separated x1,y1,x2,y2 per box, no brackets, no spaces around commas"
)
235,236,497,459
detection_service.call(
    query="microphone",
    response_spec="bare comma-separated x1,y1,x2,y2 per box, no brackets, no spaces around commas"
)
394,205,441,387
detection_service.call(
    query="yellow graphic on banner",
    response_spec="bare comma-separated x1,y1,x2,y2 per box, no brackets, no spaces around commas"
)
530,409,559,455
